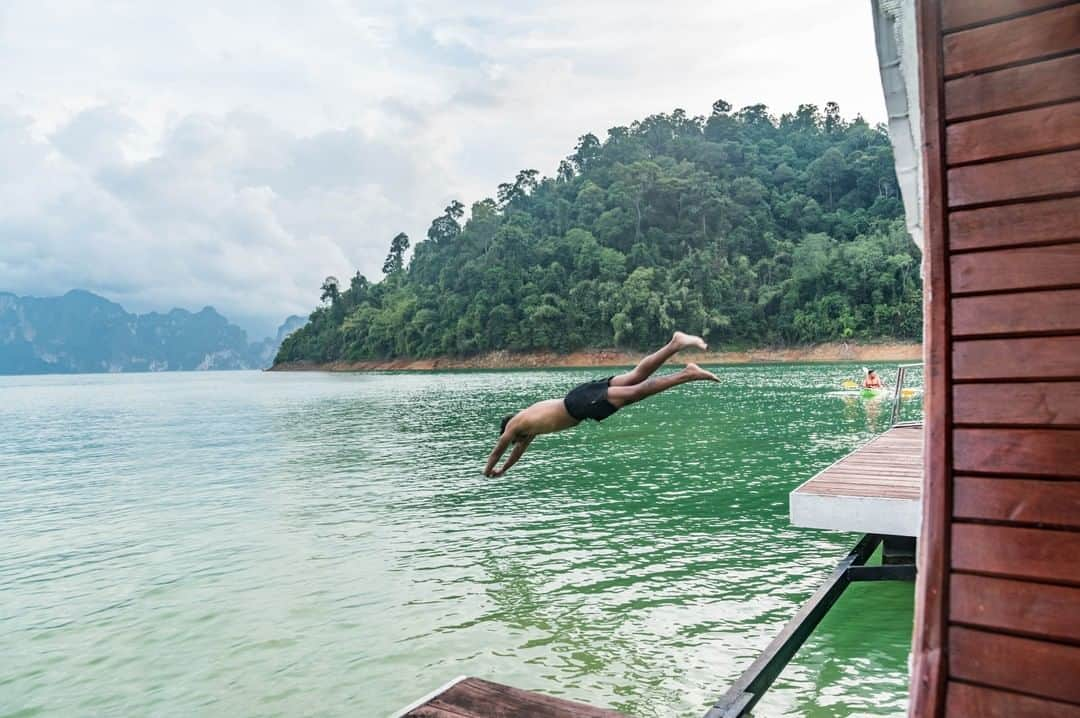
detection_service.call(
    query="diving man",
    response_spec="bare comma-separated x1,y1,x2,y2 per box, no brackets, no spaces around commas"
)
484,332,719,477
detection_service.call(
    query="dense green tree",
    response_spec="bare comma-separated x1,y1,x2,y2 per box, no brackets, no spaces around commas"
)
427,201,464,244
572,133,602,172
275,100,920,365
320,276,340,304
381,232,410,276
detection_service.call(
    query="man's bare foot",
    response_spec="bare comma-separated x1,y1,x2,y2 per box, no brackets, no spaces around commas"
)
672,331,708,352
684,362,720,382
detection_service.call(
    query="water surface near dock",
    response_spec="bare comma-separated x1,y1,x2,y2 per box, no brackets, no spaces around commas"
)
0,366,918,716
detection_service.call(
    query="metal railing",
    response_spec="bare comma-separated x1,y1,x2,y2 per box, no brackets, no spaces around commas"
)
890,362,923,426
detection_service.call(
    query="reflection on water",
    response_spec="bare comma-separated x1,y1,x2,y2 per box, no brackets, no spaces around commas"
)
0,365,918,717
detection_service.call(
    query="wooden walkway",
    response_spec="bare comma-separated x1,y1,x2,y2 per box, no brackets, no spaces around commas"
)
395,677,626,718
789,423,923,537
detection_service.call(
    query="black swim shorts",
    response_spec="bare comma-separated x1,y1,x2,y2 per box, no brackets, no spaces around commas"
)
564,377,618,422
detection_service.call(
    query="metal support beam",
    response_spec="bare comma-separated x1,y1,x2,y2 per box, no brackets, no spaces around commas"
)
847,564,916,582
882,535,917,565
703,534,916,718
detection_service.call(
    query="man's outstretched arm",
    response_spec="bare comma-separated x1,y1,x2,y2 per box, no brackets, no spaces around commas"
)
491,436,533,477
484,436,512,477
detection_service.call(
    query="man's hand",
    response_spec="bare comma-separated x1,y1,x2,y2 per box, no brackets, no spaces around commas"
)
484,434,532,478
484,436,512,477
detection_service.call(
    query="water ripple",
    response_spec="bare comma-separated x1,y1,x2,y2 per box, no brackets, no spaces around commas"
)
0,366,918,717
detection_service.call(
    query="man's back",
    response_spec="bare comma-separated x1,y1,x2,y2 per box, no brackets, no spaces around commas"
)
510,399,579,439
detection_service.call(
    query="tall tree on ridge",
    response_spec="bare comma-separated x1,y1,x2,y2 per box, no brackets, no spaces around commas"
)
320,276,340,305
427,201,465,244
382,232,410,276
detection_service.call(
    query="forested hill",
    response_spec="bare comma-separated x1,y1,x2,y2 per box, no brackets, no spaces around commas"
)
276,100,921,365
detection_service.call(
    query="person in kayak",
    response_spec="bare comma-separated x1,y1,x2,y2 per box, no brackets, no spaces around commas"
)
483,331,719,477
863,368,884,389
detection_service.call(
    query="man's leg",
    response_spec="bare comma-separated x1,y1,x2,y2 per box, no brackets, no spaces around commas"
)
607,363,719,408
610,331,708,387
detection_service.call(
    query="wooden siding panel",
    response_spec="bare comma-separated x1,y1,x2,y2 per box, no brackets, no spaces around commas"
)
951,573,1080,642
948,149,1080,207
953,336,1080,379
946,101,1080,165
953,427,1080,476
950,196,1080,251
954,475,1080,527
930,0,1080,713
949,626,1080,703
952,523,1080,584
946,680,1080,717
943,4,1080,77
952,289,1080,336
909,0,951,713
951,242,1080,293
943,0,1077,30
953,382,1080,425
946,54,1080,121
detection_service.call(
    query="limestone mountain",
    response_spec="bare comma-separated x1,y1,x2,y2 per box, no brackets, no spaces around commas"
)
0,290,304,374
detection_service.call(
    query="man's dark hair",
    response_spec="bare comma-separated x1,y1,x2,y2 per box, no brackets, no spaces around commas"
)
500,414,515,436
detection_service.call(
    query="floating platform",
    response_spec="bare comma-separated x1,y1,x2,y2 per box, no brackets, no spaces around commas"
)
393,676,626,718
789,423,923,537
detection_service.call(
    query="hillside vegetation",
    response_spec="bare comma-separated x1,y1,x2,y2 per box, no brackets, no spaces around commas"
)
276,100,920,365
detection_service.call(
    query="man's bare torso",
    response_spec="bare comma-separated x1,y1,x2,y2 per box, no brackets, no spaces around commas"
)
506,398,579,440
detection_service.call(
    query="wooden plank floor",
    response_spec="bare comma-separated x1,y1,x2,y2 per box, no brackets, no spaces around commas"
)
397,677,627,718
790,424,923,537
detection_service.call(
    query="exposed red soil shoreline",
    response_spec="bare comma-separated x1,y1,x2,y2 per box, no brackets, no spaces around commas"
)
269,341,922,372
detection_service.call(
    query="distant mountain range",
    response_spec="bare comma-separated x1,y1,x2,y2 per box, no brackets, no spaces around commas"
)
0,290,306,374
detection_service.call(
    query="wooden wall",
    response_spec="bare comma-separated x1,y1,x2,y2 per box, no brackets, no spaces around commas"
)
911,1,1080,716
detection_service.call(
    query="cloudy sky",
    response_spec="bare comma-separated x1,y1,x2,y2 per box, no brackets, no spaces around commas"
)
0,1,887,337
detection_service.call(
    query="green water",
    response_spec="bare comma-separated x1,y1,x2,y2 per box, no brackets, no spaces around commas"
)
0,365,919,717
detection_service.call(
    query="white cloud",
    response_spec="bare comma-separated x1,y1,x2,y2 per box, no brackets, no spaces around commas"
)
0,0,886,337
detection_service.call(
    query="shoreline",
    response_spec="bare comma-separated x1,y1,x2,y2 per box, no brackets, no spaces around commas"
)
270,341,922,372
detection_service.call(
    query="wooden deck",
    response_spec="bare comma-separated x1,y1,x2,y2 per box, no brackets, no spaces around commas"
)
789,423,923,537
395,677,627,718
